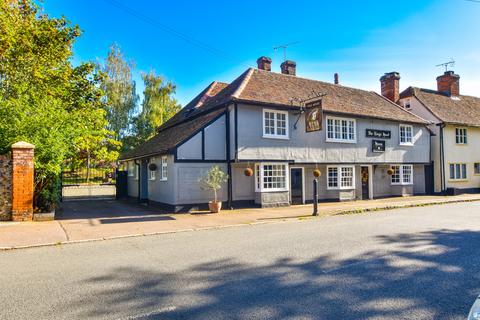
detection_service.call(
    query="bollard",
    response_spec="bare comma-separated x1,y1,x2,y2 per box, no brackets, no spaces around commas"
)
313,179,318,216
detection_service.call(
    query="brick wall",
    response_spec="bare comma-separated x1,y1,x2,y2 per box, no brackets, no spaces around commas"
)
11,142,35,221
0,154,12,221
0,141,35,221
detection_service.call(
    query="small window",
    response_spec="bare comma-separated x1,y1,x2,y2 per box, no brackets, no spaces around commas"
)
326,116,356,143
255,163,288,192
402,98,411,109
474,163,480,175
450,163,467,180
399,124,413,145
327,166,355,190
135,165,139,180
160,156,168,181
263,109,288,139
455,128,467,144
391,165,413,185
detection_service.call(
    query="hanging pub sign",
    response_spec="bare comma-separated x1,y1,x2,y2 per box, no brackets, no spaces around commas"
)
305,99,323,132
366,129,391,139
372,140,386,153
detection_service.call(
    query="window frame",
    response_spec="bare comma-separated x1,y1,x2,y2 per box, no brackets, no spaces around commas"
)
390,164,414,185
455,128,468,145
399,124,414,146
474,163,480,176
449,163,468,181
325,116,357,143
262,109,289,139
160,156,168,181
326,165,355,190
402,98,412,110
255,163,289,192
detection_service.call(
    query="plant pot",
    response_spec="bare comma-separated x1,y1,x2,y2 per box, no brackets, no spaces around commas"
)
208,201,222,213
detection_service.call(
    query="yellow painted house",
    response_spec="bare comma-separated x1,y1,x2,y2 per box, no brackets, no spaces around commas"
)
391,71,480,194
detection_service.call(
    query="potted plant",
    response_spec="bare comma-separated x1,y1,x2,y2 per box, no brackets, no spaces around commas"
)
199,165,229,213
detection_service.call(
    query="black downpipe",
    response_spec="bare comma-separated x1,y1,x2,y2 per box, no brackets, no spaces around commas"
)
226,106,232,209
439,124,446,193
134,159,140,202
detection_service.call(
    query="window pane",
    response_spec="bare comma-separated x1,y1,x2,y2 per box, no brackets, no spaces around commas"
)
327,119,333,139
328,167,338,188
391,166,400,184
462,164,467,179
341,167,353,188
402,165,412,184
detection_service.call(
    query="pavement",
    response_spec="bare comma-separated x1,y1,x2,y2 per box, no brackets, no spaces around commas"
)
0,194,480,249
1,201,480,319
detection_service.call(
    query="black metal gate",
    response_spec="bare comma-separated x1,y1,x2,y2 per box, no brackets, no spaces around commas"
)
61,166,117,201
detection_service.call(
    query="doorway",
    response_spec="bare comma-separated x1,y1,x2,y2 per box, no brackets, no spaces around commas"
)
361,166,370,200
290,167,304,205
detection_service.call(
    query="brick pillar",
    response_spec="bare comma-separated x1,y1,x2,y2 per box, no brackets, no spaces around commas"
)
11,141,35,222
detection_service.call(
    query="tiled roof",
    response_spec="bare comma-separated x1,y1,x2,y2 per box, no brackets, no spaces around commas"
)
157,81,228,132
235,69,427,124
120,68,428,160
401,87,480,127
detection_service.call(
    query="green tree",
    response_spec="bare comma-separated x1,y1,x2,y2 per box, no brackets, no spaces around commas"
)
0,0,116,210
130,70,180,147
101,44,138,143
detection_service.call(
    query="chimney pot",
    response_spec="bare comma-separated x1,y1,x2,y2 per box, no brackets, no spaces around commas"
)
280,60,296,76
334,73,339,85
380,71,401,103
436,71,460,97
256,56,272,71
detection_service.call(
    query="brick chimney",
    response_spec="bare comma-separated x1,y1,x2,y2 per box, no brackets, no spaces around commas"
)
437,71,460,97
280,60,296,76
257,56,272,71
380,72,400,103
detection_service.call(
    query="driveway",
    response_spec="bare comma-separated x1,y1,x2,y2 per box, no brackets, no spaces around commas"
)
1,201,480,319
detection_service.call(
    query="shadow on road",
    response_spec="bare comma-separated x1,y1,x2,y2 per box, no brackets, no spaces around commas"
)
67,229,480,319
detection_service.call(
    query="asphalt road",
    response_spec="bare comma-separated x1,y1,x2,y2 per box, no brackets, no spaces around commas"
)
1,202,480,320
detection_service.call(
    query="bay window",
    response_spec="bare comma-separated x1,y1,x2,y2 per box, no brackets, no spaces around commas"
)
255,163,288,192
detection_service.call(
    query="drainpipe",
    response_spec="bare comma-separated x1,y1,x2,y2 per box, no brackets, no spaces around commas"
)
226,105,232,209
439,124,446,193
134,159,140,202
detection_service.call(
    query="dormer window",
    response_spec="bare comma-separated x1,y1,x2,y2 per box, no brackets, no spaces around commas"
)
402,98,411,109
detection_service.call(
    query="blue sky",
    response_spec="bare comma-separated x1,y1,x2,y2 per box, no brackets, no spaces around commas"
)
42,0,480,107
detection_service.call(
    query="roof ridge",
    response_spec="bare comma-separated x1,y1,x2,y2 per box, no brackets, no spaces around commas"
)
253,67,381,96
232,68,254,99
